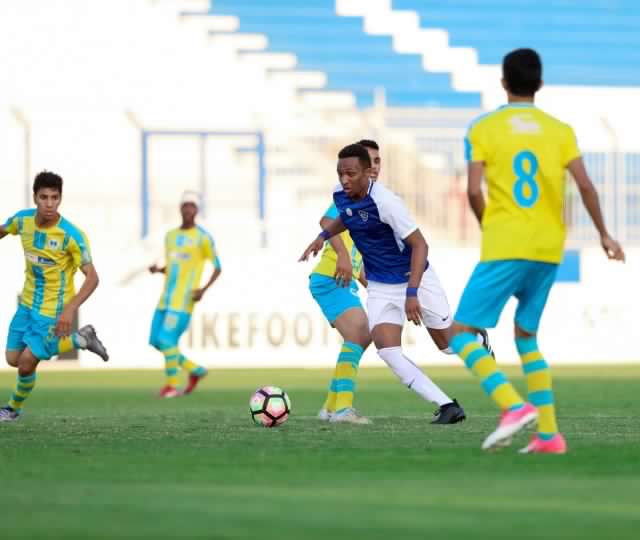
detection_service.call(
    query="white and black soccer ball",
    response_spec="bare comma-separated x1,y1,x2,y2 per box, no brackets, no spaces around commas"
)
249,386,291,427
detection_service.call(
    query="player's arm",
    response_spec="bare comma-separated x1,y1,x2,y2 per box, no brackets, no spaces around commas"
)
299,216,347,262
404,230,429,326
55,263,99,337
0,214,20,240
320,215,352,287
467,161,486,225
192,258,222,302
567,158,625,261
378,193,426,325
193,234,223,302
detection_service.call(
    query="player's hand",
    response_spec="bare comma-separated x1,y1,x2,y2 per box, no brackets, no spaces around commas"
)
601,235,625,262
192,288,206,302
298,237,325,262
149,264,162,274
405,297,423,326
55,305,77,337
334,253,352,287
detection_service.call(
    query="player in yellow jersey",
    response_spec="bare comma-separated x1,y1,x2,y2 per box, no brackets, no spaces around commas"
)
309,143,375,425
0,171,108,422
149,191,222,398
450,48,625,453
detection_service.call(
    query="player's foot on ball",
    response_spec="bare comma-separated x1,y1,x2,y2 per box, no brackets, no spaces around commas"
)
78,325,109,362
317,408,333,421
431,399,466,424
482,403,538,451
519,432,567,454
0,406,20,423
329,408,371,425
478,329,495,359
159,386,180,399
182,369,207,396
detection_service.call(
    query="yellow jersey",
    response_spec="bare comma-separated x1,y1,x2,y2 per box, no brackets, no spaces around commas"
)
158,225,221,314
465,103,581,263
3,209,92,319
312,203,363,280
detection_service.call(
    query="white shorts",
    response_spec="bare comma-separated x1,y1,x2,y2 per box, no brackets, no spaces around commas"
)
366,265,451,331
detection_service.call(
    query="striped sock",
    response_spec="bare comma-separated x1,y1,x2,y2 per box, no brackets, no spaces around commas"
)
322,366,338,412
7,373,37,412
517,337,558,438
451,332,525,411
57,333,86,355
161,346,180,387
333,342,364,413
178,354,206,377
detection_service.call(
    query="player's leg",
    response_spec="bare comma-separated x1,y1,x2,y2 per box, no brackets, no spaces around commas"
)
1,307,32,421
368,283,460,419
0,348,39,421
175,312,207,396
149,309,181,398
309,273,371,423
57,325,109,362
1,308,53,421
513,262,566,454
329,306,371,424
419,265,494,357
451,261,537,450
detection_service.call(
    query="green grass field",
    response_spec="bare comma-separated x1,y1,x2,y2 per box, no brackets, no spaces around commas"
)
1,366,639,539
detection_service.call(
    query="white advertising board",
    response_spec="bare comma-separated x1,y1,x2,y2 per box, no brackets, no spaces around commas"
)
0,246,637,369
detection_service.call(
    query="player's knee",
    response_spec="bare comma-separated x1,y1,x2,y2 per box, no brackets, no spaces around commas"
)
17,353,38,376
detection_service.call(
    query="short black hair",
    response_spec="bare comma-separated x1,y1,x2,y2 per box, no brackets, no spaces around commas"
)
357,139,379,151
338,144,371,169
33,171,63,195
502,48,542,97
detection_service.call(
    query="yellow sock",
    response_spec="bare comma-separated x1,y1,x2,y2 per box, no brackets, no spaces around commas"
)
452,333,524,411
332,342,364,412
57,337,75,355
517,337,558,435
162,347,180,387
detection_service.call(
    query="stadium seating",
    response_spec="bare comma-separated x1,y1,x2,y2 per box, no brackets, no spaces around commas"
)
207,0,482,107
393,0,640,86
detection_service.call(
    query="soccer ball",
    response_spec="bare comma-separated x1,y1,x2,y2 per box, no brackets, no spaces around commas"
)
249,386,291,427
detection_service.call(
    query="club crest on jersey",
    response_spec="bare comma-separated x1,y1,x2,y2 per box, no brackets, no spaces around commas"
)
47,239,60,250
346,208,353,216
358,210,369,222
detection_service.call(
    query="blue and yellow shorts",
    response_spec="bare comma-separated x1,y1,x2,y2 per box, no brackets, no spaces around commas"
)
454,260,559,334
149,309,192,349
309,273,364,324
6,304,59,360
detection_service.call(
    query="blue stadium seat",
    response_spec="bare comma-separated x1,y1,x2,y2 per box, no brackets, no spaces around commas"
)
208,0,481,107
393,0,640,86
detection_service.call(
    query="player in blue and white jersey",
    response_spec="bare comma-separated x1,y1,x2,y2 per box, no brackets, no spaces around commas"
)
301,144,467,423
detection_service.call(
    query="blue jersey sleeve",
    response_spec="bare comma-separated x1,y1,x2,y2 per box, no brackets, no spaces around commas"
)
323,203,339,220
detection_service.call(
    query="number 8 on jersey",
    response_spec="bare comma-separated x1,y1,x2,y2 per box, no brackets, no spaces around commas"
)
513,150,539,208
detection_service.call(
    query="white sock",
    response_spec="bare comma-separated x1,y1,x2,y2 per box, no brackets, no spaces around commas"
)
74,333,88,349
440,346,454,354
377,347,452,406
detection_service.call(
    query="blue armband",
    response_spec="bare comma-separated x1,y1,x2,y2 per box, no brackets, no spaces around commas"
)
406,287,418,297
319,230,332,240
